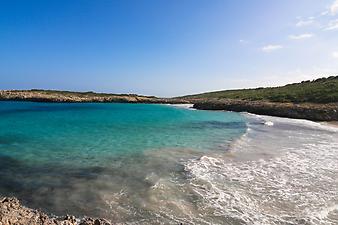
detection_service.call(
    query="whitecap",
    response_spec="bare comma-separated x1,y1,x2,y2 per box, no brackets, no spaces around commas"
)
184,114,338,225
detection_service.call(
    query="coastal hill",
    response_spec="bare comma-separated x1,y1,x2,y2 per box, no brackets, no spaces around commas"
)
0,89,156,103
0,76,337,121
181,76,338,104
0,89,185,104
180,76,338,121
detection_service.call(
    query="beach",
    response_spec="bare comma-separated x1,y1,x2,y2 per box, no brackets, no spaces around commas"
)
0,102,337,224
1,0,338,224
323,121,338,128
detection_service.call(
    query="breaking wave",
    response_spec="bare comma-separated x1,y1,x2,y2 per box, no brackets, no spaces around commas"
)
185,114,338,225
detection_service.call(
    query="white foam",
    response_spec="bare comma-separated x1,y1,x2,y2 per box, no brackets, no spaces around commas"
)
244,112,338,132
313,204,338,220
264,121,274,126
184,115,338,224
168,104,195,110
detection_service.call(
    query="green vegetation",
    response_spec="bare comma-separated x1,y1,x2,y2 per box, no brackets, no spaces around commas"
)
182,76,338,104
0,89,161,103
27,89,155,98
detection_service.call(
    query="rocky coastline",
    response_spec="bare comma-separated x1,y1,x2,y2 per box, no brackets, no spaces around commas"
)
192,99,338,121
0,91,337,223
1,90,337,121
0,90,188,104
0,197,111,225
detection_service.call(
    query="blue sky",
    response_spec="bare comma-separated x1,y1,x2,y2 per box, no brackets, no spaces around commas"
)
1,0,338,97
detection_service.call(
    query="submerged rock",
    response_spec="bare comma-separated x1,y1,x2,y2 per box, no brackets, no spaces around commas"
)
0,197,112,225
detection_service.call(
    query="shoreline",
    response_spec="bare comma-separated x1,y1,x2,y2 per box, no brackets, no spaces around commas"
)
0,197,111,225
1,98,337,122
1,90,337,122
192,99,338,121
321,121,338,128
0,110,337,224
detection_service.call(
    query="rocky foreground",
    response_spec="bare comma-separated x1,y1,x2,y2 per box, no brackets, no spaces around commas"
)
0,197,111,225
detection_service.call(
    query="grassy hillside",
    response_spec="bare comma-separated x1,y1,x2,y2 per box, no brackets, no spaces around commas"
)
182,76,338,104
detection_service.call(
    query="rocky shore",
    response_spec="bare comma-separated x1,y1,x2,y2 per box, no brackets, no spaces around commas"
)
0,197,111,225
0,91,337,223
192,99,338,121
0,90,187,104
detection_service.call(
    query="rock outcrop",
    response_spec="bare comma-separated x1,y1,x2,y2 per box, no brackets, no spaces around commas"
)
193,99,338,121
0,90,188,104
0,197,111,225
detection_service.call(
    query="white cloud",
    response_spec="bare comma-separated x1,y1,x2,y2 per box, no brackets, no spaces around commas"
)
331,0,338,15
288,33,314,40
261,45,283,53
321,10,329,16
324,19,338,30
239,39,249,44
296,19,314,27
332,51,338,58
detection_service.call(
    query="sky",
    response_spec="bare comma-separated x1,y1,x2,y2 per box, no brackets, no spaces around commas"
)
0,0,338,97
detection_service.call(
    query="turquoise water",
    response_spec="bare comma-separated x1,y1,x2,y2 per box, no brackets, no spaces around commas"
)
0,102,245,165
1,102,338,224
0,102,246,222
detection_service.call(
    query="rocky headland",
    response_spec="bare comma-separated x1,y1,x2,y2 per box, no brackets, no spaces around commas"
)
191,99,338,121
183,76,338,121
0,89,187,104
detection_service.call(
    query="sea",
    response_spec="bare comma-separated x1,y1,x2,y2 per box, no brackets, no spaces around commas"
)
0,101,337,225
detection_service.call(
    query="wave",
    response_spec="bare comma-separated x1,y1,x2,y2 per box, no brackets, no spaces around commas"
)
167,104,195,110
243,112,338,132
184,114,338,225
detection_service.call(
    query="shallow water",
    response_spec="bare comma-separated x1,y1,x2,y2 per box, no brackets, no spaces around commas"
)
0,102,337,224
186,114,338,225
